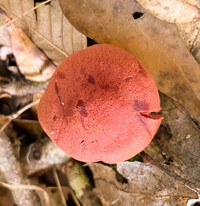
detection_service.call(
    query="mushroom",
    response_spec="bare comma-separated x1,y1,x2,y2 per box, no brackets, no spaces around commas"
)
38,44,163,164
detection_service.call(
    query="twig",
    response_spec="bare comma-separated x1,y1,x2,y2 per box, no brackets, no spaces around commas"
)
12,99,40,119
0,181,50,206
140,151,200,196
70,190,81,206
53,167,67,206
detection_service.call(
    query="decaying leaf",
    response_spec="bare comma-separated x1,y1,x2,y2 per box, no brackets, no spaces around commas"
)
89,162,197,206
4,12,56,82
145,92,200,189
0,0,87,65
59,0,200,124
136,0,200,23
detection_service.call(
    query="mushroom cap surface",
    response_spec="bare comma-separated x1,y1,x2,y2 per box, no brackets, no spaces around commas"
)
38,44,163,163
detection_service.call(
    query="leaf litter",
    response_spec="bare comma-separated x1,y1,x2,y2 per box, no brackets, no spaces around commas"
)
0,0,199,205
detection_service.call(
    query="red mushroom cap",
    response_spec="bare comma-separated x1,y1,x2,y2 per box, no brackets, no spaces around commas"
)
38,44,163,163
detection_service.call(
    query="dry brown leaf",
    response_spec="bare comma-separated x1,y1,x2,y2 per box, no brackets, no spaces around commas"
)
4,12,56,82
0,0,87,65
177,22,200,64
60,0,200,123
89,163,197,206
136,0,200,23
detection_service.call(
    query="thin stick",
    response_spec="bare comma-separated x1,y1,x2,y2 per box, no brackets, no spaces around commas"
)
0,181,50,206
12,99,40,119
70,190,81,206
53,167,67,206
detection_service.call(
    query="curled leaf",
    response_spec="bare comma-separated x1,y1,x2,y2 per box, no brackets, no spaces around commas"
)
1,9,56,82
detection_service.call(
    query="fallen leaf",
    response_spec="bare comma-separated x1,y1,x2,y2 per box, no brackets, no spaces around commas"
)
145,92,200,189
59,0,200,123
0,0,87,65
136,0,200,23
89,162,197,206
135,0,200,63
4,11,56,82
176,22,200,64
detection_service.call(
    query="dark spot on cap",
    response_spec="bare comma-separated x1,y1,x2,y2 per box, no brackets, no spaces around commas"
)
88,75,95,84
53,115,57,121
80,140,86,147
57,72,65,79
76,100,86,109
134,100,149,112
76,100,88,117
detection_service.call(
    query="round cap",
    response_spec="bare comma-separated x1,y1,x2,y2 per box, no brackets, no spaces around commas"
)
38,44,163,163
